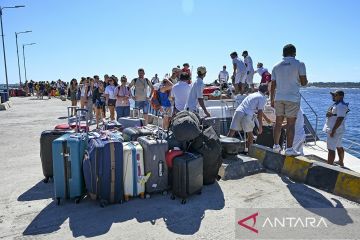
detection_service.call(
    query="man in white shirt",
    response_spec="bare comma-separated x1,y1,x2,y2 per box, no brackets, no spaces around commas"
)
151,74,159,85
271,44,308,156
218,65,229,89
230,52,247,95
293,108,306,155
242,51,255,92
323,90,349,166
228,84,268,149
170,72,191,115
185,66,210,117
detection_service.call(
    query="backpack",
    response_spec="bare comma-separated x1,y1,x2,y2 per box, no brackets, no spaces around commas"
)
150,89,161,111
133,78,150,97
261,72,271,83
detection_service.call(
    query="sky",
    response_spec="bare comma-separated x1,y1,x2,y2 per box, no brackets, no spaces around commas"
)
1,0,360,84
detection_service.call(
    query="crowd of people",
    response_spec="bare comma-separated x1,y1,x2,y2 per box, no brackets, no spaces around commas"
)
22,43,348,166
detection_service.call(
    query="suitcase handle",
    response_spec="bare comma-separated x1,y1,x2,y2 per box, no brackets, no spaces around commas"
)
75,108,89,133
67,106,79,124
132,107,140,118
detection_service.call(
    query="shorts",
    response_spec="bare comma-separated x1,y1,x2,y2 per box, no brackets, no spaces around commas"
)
327,131,344,151
274,100,300,118
135,100,149,114
160,106,172,117
230,111,255,133
235,72,247,84
107,99,116,107
246,71,254,84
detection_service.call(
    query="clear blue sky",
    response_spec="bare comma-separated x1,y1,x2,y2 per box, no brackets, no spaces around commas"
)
2,0,360,84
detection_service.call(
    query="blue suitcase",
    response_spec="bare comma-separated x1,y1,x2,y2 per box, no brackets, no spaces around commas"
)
83,136,124,207
52,132,87,205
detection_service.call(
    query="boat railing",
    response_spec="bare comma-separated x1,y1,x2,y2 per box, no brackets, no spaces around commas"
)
300,92,319,144
342,138,360,156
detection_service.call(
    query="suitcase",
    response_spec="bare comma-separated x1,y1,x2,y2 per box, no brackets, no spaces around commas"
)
123,127,153,142
52,109,88,205
165,150,184,187
118,108,144,129
83,136,124,207
52,132,87,205
104,120,123,131
40,129,74,183
171,152,203,204
220,137,245,155
138,136,169,195
123,142,146,201
255,126,285,148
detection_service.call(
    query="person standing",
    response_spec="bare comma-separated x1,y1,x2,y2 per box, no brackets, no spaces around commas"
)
227,84,268,149
151,74,159,85
185,66,210,117
170,72,191,115
129,68,154,125
242,51,255,92
323,90,349,166
85,78,94,123
104,77,117,120
170,67,181,84
218,65,229,89
114,75,131,119
93,81,106,128
158,78,174,130
271,44,308,156
69,79,78,116
230,52,247,95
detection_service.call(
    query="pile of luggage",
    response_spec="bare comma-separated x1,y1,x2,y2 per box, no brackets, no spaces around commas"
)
40,108,229,206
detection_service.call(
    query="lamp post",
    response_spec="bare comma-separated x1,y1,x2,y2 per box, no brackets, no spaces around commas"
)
22,43,36,83
0,5,25,94
15,30,32,87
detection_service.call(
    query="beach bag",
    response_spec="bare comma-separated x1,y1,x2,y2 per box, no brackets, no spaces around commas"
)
150,89,161,111
171,111,201,142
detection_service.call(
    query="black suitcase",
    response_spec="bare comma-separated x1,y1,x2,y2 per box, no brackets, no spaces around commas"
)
40,130,73,183
255,126,285,148
122,127,153,142
171,152,203,204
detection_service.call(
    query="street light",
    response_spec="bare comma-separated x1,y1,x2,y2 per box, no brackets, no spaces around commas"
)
15,30,32,87
0,5,25,94
22,43,36,83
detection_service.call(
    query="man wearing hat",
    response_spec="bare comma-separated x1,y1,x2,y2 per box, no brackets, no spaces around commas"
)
323,90,349,166
170,67,181,84
227,84,268,149
185,66,210,117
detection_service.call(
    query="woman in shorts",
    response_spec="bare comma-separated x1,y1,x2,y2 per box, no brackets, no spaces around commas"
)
68,79,78,116
93,81,106,128
158,78,173,130
104,76,117,120
114,75,131,119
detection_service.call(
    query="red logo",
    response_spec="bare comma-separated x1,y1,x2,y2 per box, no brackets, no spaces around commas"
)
238,212,259,234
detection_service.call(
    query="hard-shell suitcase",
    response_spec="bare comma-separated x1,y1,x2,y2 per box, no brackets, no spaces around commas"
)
138,136,168,195
165,149,184,187
123,142,146,201
171,152,203,204
52,109,88,205
52,132,87,205
123,127,152,142
40,129,73,183
83,136,124,207
118,108,144,129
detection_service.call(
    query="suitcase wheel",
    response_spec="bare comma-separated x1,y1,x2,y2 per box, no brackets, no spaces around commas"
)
140,192,145,199
181,199,187,205
56,198,61,206
43,177,50,183
146,194,151,199
75,197,81,204
170,194,176,200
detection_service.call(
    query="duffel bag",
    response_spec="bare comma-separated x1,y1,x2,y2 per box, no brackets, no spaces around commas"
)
171,111,201,142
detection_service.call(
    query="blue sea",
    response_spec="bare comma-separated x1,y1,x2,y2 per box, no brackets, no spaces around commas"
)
300,88,360,158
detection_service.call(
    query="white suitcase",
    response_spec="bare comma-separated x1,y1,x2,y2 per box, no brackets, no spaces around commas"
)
123,142,146,201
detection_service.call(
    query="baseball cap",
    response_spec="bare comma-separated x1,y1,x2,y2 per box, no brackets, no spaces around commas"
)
197,66,207,75
330,90,344,96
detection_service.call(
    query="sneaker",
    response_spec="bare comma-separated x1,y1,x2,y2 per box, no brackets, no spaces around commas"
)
273,144,281,153
285,148,300,156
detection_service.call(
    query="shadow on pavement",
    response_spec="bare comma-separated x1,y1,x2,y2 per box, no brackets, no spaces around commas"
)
18,180,53,202
23,182,225,238
280,175,353,226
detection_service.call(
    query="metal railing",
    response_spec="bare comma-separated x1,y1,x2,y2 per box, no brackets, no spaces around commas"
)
342,138,360,156
300,92,319,144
